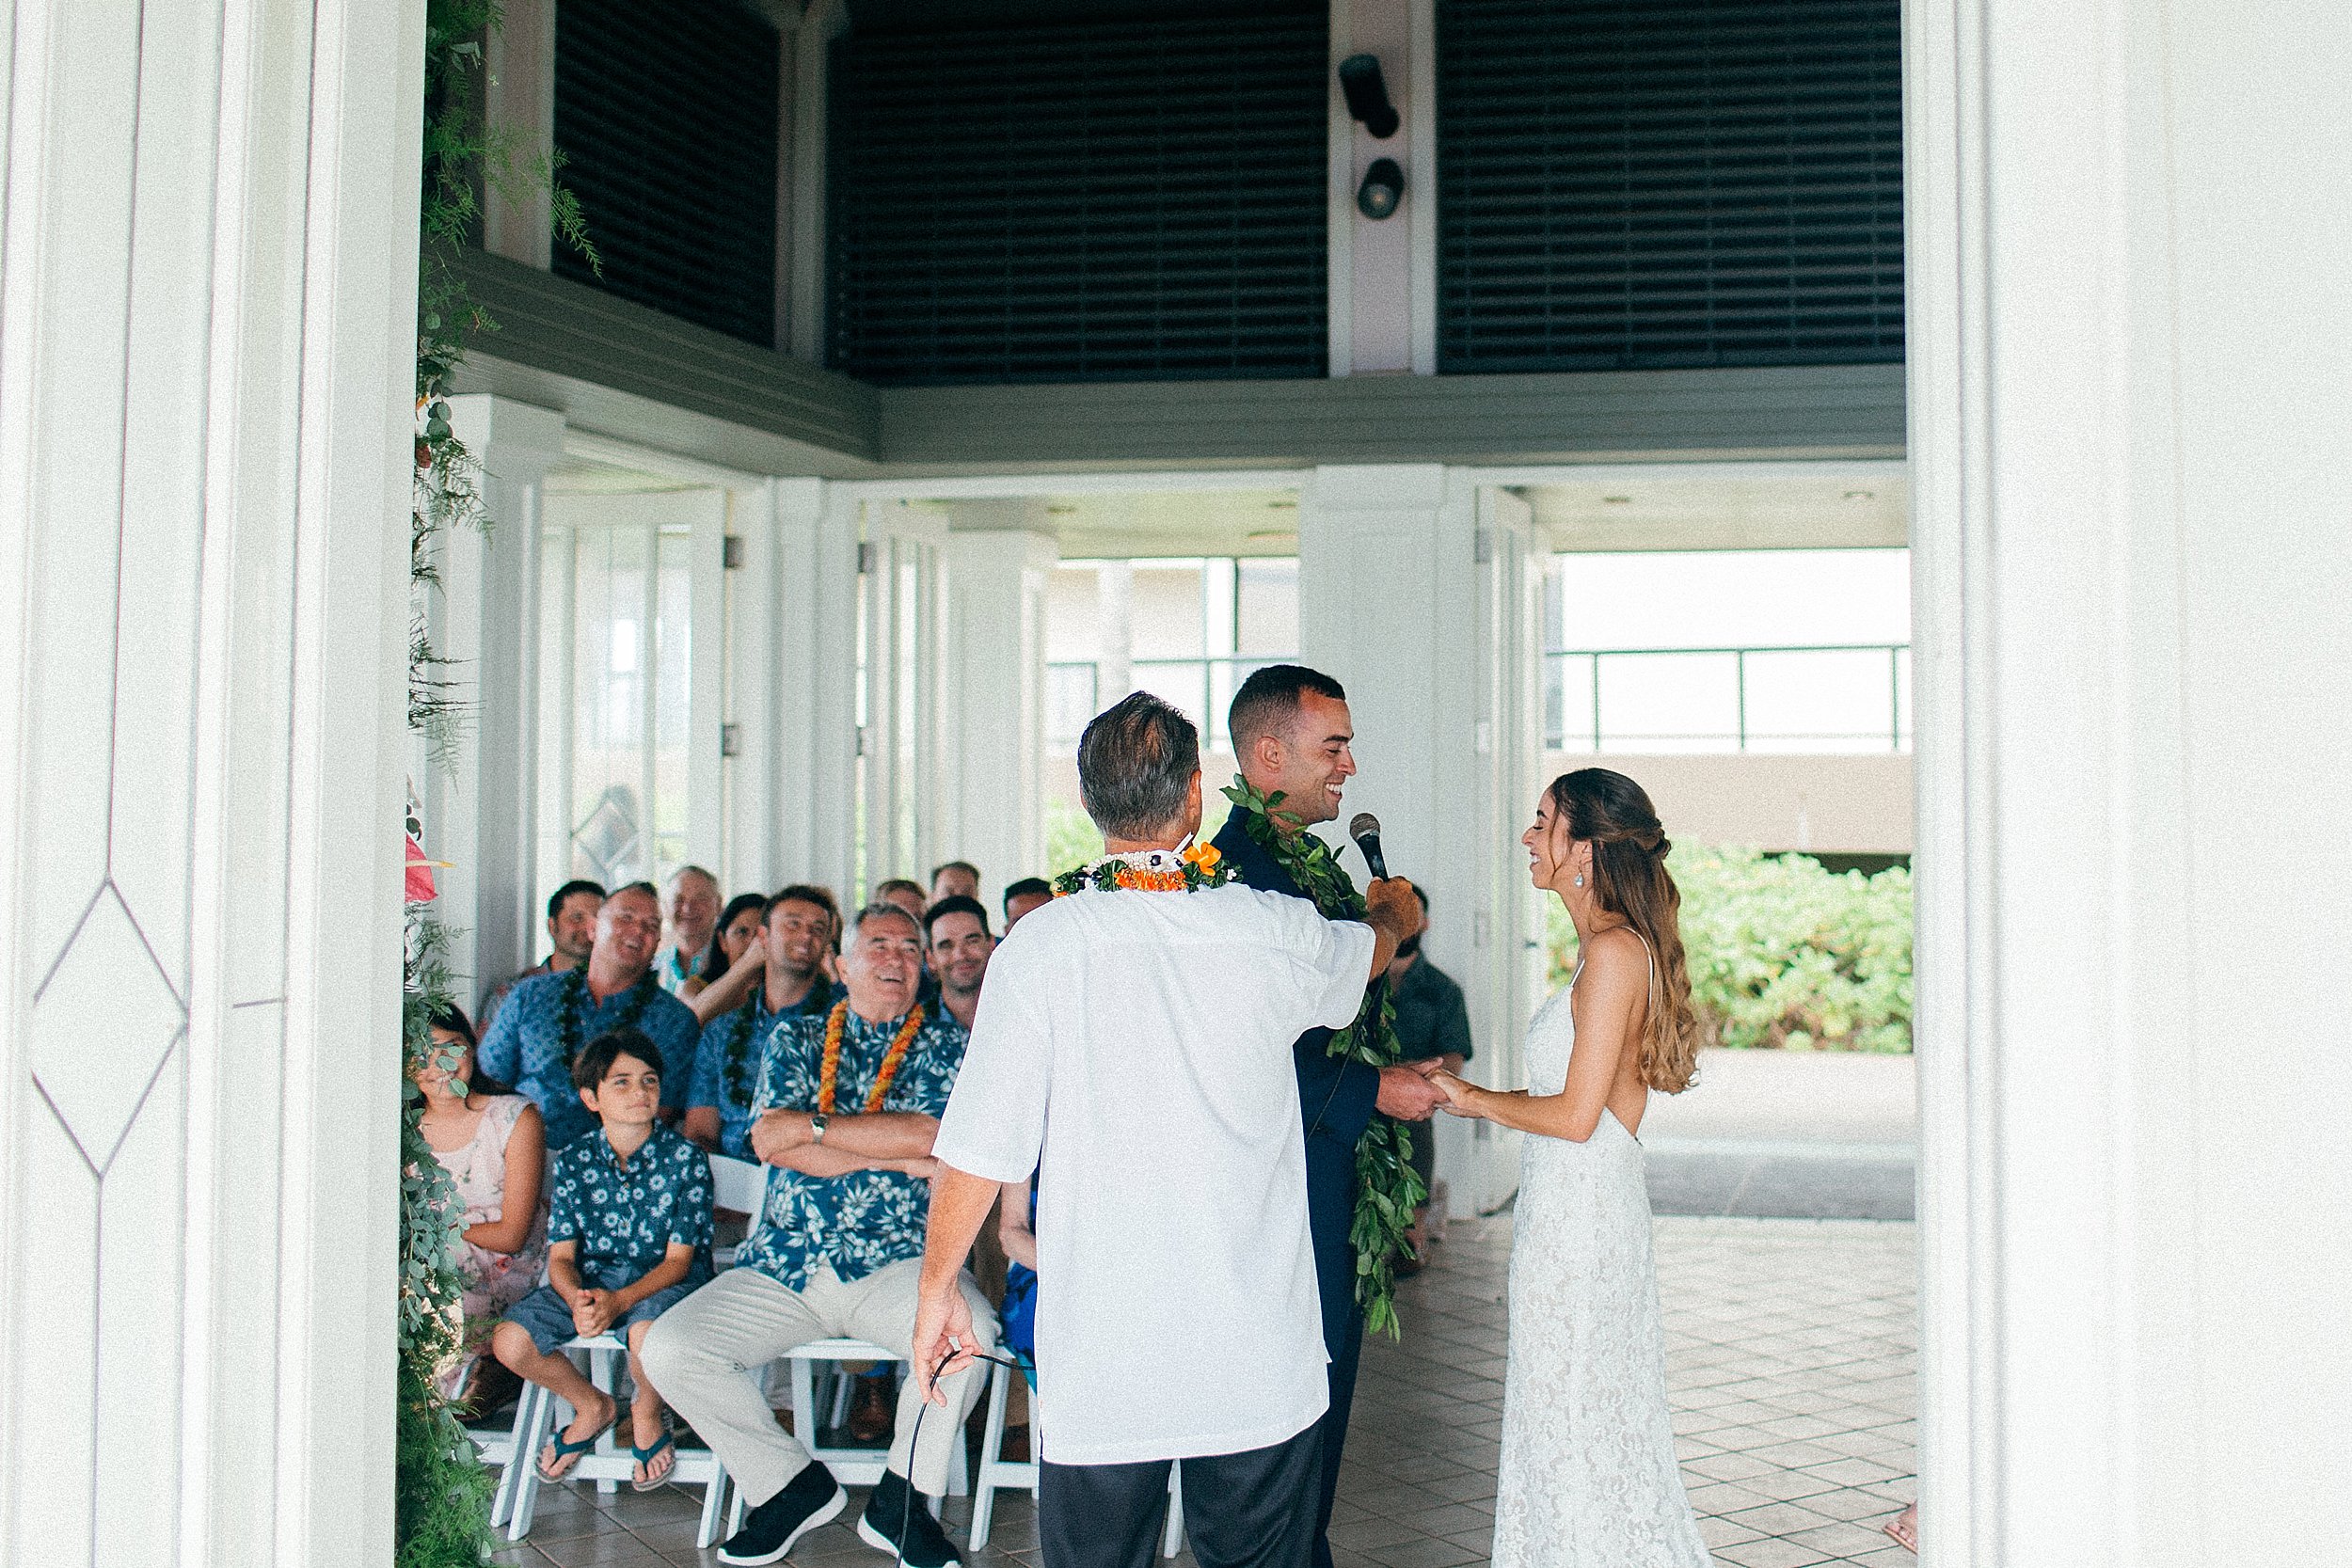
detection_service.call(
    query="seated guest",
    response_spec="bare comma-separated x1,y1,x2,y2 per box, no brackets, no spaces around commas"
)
643,902,996,1568
412,1003,548,1405
493,1027,713,1491
657,864,723,993
480,879,603,1033
929,860,980,906
1000,877,1052,931
477,882,704,1148
681,892,770,1006
685,885,847,1159
873,878,928,926
921,895,994,1030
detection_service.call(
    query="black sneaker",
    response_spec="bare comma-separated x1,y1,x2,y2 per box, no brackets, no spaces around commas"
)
855,1468,961,1566
716,1462,846,1566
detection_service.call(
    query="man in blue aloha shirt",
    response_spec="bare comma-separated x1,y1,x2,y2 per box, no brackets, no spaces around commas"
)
644,901,998,1568
478,880,704,1149
684,884,844,1162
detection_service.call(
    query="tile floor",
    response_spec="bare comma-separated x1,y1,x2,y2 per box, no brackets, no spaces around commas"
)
488,1213,1916,1568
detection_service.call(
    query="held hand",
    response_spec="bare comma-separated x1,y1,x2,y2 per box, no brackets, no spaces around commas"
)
1429,1069,1482,1117
1375,1062,1448,1120
911,1287,977,1407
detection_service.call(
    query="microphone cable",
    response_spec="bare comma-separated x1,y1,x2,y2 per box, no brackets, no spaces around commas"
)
895,1343,1028,1568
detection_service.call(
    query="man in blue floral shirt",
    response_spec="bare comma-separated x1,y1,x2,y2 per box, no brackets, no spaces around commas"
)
477,881,704,1148
492,1027,713,1490
644,902,998,1568
684,884,844,1162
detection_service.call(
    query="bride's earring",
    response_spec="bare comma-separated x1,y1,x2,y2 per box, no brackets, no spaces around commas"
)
1572,873,1584,888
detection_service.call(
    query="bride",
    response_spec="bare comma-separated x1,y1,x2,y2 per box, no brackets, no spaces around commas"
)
1431,768,1709,1567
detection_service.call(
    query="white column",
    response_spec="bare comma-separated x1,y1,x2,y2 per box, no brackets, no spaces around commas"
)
1298,466,1536,1212
861,502,950,895
772,480,862,899
944,527,1058,909
1327,0,1422,375
1907,1,2352,1563
0,5,420,1566
440,395,564,999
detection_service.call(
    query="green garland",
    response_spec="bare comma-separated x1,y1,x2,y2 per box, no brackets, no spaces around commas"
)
1222,777,1427,1338
719,994,769,1108
552,964,660,1070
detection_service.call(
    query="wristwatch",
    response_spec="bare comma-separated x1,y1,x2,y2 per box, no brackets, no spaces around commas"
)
809,1112,829,1146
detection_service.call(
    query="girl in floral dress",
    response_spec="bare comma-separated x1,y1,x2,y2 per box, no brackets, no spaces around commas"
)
415,1004,549,1405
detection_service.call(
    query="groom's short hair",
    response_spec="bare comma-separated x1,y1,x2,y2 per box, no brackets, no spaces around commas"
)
1229,664,1347,754
1078,693,1199,840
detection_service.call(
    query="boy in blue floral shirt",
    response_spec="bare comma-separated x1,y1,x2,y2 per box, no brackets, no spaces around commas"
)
493,1026,713,1491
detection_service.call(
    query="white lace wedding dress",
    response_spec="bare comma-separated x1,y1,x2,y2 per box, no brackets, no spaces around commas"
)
1491,973,1710,1567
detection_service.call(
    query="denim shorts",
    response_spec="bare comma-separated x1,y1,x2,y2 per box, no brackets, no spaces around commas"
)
502,1275,702,1356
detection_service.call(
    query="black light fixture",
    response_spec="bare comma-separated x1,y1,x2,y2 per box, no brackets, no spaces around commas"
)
1357,157,1405,220
1338,54,1399,139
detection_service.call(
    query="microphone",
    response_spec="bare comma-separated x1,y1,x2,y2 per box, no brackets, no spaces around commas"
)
1349,813,1390,880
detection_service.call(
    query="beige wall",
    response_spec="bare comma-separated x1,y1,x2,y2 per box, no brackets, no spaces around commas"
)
1542,752,1914,855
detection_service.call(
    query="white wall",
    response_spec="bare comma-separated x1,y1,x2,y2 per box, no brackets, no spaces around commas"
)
1906,1,2352,1562
0,4,421,1564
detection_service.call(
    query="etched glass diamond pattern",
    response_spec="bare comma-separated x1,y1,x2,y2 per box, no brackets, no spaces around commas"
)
28,885,186,1171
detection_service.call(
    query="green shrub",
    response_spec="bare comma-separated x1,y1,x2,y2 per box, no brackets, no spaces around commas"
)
1548,844,1914,1053
1041,794,1235,878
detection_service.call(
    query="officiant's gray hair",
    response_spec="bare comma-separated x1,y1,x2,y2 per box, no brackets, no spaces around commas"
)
1078,692,1200,840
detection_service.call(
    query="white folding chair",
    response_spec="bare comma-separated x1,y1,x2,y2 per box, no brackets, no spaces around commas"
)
724,1338,971,1534
967,1355,1184,1557
465,1381,537,1530
502,1333,732,1547
709,1154,766,1269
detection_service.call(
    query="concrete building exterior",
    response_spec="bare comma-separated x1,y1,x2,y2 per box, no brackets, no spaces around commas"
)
1,1,2347,1565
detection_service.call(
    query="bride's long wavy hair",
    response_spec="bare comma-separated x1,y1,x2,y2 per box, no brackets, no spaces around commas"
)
1549,768,1700,1095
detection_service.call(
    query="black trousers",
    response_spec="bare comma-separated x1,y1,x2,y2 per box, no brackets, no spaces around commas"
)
1304,1132,1366,1568
1038,1422,1323,1568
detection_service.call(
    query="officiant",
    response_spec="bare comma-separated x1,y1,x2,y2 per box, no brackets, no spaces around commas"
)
1211,665,1449,1568
912,692,1422,1568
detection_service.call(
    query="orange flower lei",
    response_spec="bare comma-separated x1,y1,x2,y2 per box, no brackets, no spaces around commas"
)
818,1000,925,1114
1051,843,1232,898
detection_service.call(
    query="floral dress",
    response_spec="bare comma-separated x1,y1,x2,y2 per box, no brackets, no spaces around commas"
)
432,1094,548,1397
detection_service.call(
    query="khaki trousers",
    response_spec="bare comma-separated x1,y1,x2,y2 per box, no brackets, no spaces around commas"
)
641,1259,996,1507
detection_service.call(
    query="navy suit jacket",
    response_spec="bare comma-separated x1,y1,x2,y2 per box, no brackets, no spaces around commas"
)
1209,814,1383,1172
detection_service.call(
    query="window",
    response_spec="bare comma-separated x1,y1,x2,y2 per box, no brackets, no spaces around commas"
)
1047,557,1298,754
1545,549,1912,752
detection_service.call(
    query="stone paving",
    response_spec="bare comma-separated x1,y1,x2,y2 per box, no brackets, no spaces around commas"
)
489,1212,1916,1568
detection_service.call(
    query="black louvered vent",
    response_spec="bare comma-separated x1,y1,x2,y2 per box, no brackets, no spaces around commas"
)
552,0,779,347
827,8,1327,385
1436,0,1903,372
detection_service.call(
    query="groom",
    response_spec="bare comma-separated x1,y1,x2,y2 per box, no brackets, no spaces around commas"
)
912,692,1422,1568
1213,665,1447,1568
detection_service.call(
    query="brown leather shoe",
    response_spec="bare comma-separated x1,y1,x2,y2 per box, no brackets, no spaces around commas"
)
846,1372,894,1444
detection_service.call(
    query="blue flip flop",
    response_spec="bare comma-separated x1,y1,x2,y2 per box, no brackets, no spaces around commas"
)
536,1412,615,1481
629,1429,676,1492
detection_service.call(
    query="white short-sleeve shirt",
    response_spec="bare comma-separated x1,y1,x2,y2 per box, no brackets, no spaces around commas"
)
932,879,1375,1465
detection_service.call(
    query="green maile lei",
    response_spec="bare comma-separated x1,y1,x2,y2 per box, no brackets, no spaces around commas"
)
1222,775,1427,1338
719,995,769,1108
553,965,660,1069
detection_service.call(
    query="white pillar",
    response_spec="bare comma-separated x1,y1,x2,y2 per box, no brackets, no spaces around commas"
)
1906,1,2352,1563
772,480,861,900
440,395,565,999
0,4,420,1565
945,527,1058,910
1298,466,1539,1213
